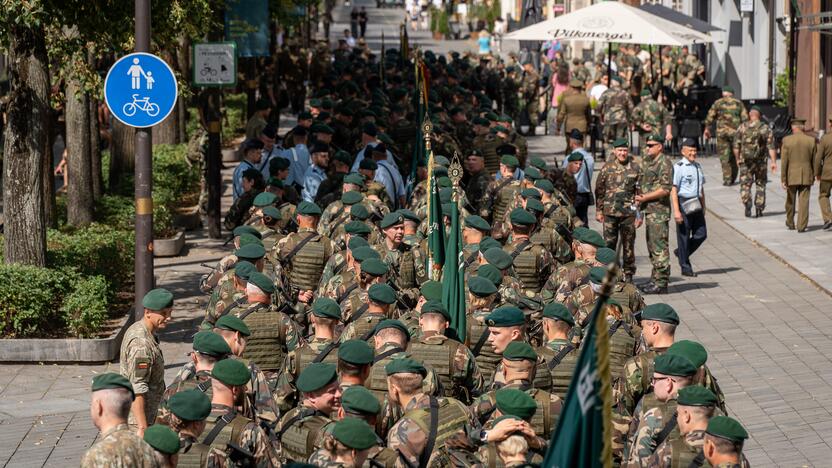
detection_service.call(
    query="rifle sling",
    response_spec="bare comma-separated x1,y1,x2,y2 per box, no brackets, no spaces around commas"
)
418,397,440,468
547,344,576,371
336,282,359,304
688,451,706,468
652,413,678,453
275,408,319,440
471,328,491,357
509,240,532,260
202,410,237,446
313,342,340,363
282,232,320,264
238,303,269,321
347,304,370,324
373,347,405,364
462,249,479,269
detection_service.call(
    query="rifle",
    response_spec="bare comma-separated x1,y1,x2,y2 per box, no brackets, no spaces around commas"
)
554,223,573,245
225,442,256,468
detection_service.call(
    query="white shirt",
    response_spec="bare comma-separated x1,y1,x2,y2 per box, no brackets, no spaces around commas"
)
590,84,608,102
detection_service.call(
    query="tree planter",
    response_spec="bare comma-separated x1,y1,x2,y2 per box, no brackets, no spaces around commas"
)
173,205,202,231
154,230,186,257
222,148,240,162
0,309,133,362
432,31,444,40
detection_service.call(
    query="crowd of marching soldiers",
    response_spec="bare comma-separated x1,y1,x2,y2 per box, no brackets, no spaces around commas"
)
85,45,750,468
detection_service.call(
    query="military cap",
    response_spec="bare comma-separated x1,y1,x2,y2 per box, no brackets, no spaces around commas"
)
483,247,513,270
510,208,537,226
142,288,174,311
677,386,718,407
91,373,134,399
595,247,617,265
521,188,542,200
331,418,378,450
706,416,748,442
297,362,338,392
312,297,342,320
267,177,284,188
341,386,382,415
398,209,421,223
345,220,372,235
468,276,498,297
291,126,308,138
478,237,501,252
253,192,278,207
476,264,503,287
493,414,523,426
722,85,734,94
193,331,232,357
499,155,520,169
639,88,652,97
309,98,322,107
385,358,427,376
311,123,335,134
362,122,379,137
233,261,255,280
297,201,322,216
524,167,543,181
646,133,663,143
568,128,584,141
542,303,574,326
212,359,250,386
641,303,680,325
144,425,180,455
261,206,281,220
270,156,291,171
434,155,451,167
215,315,251,336
567,152,584,162
503,341,537,361
233,225,262,239
573,227,606,247
569,78,584,88
375,319,410,337
486,306,525,327
298,110,314,120
380,212,405,229
680,137,698,148
611,74,623,83
472,116,490,126
370,143,388,156
612,138,628,148
529,157,547,171
420,300,450,321
368,283,396,304
492,125,509,134
361,258,389,276
338,339,375,365
352,246,380,263
237,234,262,248
495,388,537,420
342,191,364,205
167,389,212,421
464,215,491,232
468,148,484,158
310,142,330,154
525,198,545,214
588,266,607,284
534,179,555,193
790,118,805,125
350,203,371,220
668,340,708,368
332,151,351,165
248,272,275,294
420,280,442,301
654,353,697,377
235,243,266,261
485,111,500,121
261,124,278,139
749,105,761,114
243,138,264,151
344,173,366,187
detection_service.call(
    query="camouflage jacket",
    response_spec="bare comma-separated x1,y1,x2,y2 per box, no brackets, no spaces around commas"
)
203,403,280,468
80,423,159,468
471,378,563,429
632,97,670,134
597,87,633,124
199,253,237,293
410,331,485,398
624,398,678,467
733,119,774,162
541,258,602,303
463,170,493,216
120,321,165,427
613,347,669,418
595,157,642,217
203,284,246,329
704,97,747,136
639,152,673,215
646,429,706,468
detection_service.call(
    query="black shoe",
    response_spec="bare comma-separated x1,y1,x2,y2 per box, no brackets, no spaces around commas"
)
756,208,764,218
797,228,806,233
823,221,832,230
787,225,795,230
624,274,633,283
673,248,679,258
723,181,731,186
640,282,667,295
681,269,697,277
744,202,752,218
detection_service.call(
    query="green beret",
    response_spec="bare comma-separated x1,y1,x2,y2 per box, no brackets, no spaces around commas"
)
476,264,503,287
529,157,547,171
525,198,544,214
233,225,262,239
510,208,537,226
361,258,389,276
385,358,427,376
472,116,489,126
567,152,584,162
542,303,574,326
350,204,370,220
143,425,180,455
722,86,734,94
668,340,708,368
342,191,364,205
375,319,410,337
575,228,606,248
347,236,370,251
368,283,396,304
524,167,542,181
267,177,284,188
270,157,291,170
640,89,651,97
487,306,525,327
478,237,500,252
420,300,450,321
749,105,761,114
641,303,680,325
261,206,281,220
534,179,555,193
215,315,251,336
91,373,134,399
380,212,405,229
341,386,382,415
485,111,499,122
677,386,718,407
297,201,322,216
142,288,174,311
588,267,606,284
595,247,617,265
468,276,498,297
437,176,452,188
297,362,338,393
192,331,232,357
333,151,351,165
493,414,524,426
338,339,375,365
503,341,537,361
345,220,372,235
235,243,266,261
332,418,378,450
611,75,623,83
237,234,262,248
398,209,421,223
706,416,748,442
500,155,519,168
434,155,451,167
420,280,443,301
253,192,278,207
646,133,663,143
352,246,381,263
483,247,513,270
233,261,255,280
570,79,584,88
247,271,275,294
344,173,366,187
212,358,250,386
653,353,697,377
521,188,542,200
464,215,491,232
312,298,342,320
167,389,212,421
311,123,335,134
612,138,628,148
495,388,537,421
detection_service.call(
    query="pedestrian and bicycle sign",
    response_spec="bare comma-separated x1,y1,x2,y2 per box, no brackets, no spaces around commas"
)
104,52,178,128
193,42,237,87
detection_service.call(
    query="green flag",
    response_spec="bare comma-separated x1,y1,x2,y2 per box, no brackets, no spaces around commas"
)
441,189,466,342
426,151,445,279
543,280,614,468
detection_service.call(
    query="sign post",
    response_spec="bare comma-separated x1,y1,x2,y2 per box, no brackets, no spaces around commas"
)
193,42,237,87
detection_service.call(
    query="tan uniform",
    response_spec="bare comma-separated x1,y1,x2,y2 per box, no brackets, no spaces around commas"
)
80,423,159,468
557,91,591,134
780,132,817,231
814,132,832,224
119,321,165,427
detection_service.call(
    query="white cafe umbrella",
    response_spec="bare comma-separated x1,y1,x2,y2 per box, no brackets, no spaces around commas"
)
505,1,712,45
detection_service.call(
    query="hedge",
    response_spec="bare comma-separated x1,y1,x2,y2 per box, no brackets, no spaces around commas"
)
46,224,134,293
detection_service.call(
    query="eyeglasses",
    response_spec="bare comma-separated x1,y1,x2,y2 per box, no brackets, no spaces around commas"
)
651,375,677,385
646,142,662,147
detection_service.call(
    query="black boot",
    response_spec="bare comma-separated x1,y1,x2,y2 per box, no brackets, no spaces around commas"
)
756,208,764,218
640,282,667,295
744,202,752,218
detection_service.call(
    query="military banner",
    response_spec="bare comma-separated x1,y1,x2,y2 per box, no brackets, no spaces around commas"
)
442,168,466,341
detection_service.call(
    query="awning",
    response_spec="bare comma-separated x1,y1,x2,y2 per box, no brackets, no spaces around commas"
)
638,3,723,34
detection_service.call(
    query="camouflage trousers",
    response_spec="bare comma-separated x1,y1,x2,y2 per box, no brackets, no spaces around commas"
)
645,212,670,287
603,214,636,276
739,159,767,209
716,134,738,184
603,122,629,146
525,101,540,127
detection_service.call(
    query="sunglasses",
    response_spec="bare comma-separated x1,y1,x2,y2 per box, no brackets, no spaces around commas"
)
646,142,663,147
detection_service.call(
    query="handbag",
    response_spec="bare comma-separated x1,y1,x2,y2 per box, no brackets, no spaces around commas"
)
581,163,595,205
680,164,702,214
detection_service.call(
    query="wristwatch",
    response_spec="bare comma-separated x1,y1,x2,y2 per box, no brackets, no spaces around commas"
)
477,429,489,444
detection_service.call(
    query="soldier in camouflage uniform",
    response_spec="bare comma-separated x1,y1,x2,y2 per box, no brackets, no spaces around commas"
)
481,155,523,241
734,106,776,217
646,386,719,468
472,116,504,174
595,139,643,281
540,227,607,303
703,86,748,185
597,76,633,153
373,212,422,296
502,208,555,296
637,133,674,294
81,373,158,467
318,190,364,238
199,225,261,293
632,89,671,154
463,150,493,216
201,259,254,330
211,243,266,308
162,389,213,467
339,282,397,342
571,57,591,87
701,417,751,468
535,303,579,399
519,60,540,135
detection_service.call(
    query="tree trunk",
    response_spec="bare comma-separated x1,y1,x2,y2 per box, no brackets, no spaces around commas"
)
90,96,103,201
42,107,57,228
177,36,190,143
2,23,49,266
65,73,94,225
109,119,135,192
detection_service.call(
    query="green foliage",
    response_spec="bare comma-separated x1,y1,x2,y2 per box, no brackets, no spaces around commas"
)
0,264,73,337
46,224,135,292
775,70,789,108
61,275,109,338
223,93,247,144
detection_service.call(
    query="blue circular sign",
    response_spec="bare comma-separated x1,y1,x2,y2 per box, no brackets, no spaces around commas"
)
104,52,178,128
